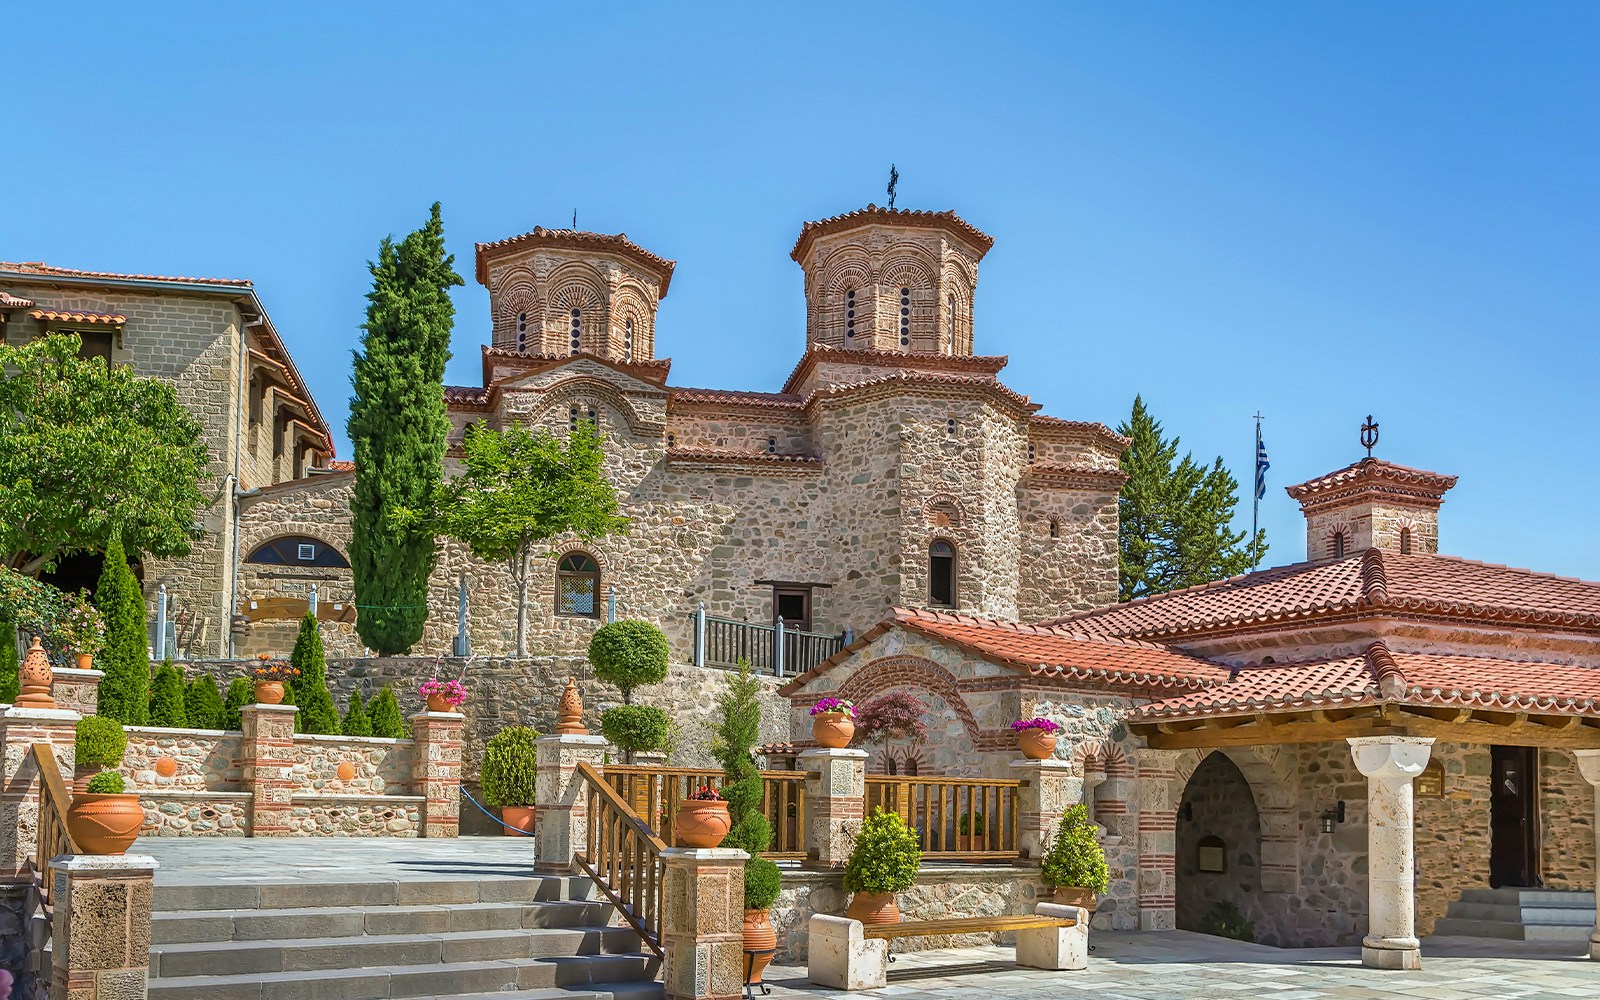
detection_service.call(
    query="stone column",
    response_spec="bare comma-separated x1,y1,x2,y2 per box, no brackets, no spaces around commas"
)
798,747,867,868
49,667,103,717
409,710,464,838
0,705,81,881
1133,747,1182,931
1349,736,1434,970
1010,757,1083,862
239,704,298,837
1571,750,1600,961
660,847,747,1000
50,853,158,999
533,734,608,871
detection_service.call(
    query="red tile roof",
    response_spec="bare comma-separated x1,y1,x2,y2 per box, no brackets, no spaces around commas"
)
327,460,356,472
1030,415,1130,450
480,346,673,389
812,370,1040,417
0,291,35,308
1287,457,1458,500
1,261,251,287
444,385,491,406
780,345,1010,394
474,229,676,293
27,308,126,325
791,206,995,262
668,386,805,409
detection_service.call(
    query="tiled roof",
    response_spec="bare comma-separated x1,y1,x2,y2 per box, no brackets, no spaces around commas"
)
791,206,995,262
812,370,1040,416
780,345,1009,394
665,447,823,469
668,386,805,409
27,308,126,324
327,460,356,472
1030,415,1130,450
474,229,676,293
1046,547,1600,639
1,261,251,287
480,346,673,389
1287,458,1458,501
443,385,491,406
0,291,35,308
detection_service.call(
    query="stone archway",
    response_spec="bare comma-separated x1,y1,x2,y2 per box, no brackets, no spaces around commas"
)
1174,745,1300,894
1176,752,1274,944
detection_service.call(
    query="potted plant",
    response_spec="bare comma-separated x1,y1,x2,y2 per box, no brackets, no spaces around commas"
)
480,726,540,836
674,784,730,848
57,590,105,670
957,810,986,852
1011,717,1063,759
809,696,856,749
711,663,782,985
67,715,142,855
1041,803,1109,910
419,677,467,713
842,807,921,925
252,655,298,705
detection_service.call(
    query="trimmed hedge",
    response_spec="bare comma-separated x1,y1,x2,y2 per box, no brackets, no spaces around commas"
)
75,715,127,769
588,620,668,703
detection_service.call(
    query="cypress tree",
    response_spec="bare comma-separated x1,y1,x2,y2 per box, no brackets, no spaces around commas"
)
289,612,339,735
148,661,187,728
0,617,18,703
347,203,460,655
341,689,372,737
280,679,301,735
95,535,149,725
221,676,252,731
184,674,224,730
368,687,408,739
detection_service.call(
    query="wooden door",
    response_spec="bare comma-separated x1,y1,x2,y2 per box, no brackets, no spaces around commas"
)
1489,745,1540,888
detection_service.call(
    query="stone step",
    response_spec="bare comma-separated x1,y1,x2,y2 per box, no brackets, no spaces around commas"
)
1431,917,1596,942
154,900,617,944
153,876,594,912
1453,888,1596,908
150,928,645,979
1446,901,1596,925
147,955,662,1000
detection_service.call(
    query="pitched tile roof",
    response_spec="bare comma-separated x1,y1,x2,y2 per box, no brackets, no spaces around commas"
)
811,370,1040,416
443,385,491,406
1030,415,1130,449
27,308,126,325
0,291,35,308
791,206,995,262
780,345,1010,394
668,386,805,409
1286,457,1457,512
1,261,251,286
474,229,676,293
480,346,673,388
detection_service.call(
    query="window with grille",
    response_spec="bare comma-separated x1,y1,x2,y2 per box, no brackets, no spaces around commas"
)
899,287,911,346
570,308,582,354
556,553,600,617
929,540,957,607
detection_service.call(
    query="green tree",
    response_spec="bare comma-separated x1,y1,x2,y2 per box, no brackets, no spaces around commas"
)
347,203,461,655
589,620,668,704
0,618,18,703
221,677,252,731
427,423,629,655
148,661,187,728
184,674,224,730
1117,396,1264,602
94,535,148,725
341,688,372,737
368,687,408,739
289,612,339,734
711,662,782,909
0,333,209,577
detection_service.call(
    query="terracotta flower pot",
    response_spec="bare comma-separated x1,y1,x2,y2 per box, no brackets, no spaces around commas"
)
811,712,855,749
427,692,455,713
673,799,731,849
66,792,144,855
1017,729,1058,760
74,653,94,671
1053,885,1099,912
501,805,536,837
742,908,777,983
845,891,900,925
254,681,285,705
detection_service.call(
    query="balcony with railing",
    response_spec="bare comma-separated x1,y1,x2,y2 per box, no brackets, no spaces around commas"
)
687,604,847,677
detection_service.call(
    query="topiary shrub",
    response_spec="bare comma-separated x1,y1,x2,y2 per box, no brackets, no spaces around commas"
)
842,808,921,895
481,726,540,808
588,620,669,704
600,704,669,762
75,715,128,769
1201,900,1255,942
744,856,783,910
1040,803,1109,893
369,687,408,739
148,661,188,728
86,770,127,794
290,612,339,735
221,677,251,731
94,535,149,725
342,689,373,737
184,675,224,730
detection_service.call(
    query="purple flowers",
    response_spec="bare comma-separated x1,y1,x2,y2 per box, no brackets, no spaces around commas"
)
810,697,856,717
1010,717,1062,734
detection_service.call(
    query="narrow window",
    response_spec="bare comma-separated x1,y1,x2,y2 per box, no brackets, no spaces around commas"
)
845,288,856,342
667,432,676,448
516,312,528,352
1332,532,1346,559
1027,443,1035,465
899,287,911,347
624,318,634,360
767,437,777,454
929,540,956,607
569,405,579,433
570,308,582,354
946,418,956,436
1399,528,1412,554
1049,518,1060,539
947,295,956,351
556,553,601,618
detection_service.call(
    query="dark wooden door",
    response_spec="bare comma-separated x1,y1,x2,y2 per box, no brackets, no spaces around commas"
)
1489,745,1540,887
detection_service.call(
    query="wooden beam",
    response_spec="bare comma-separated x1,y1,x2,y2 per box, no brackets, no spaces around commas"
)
1387,708,1600,750
1139,713,1398,750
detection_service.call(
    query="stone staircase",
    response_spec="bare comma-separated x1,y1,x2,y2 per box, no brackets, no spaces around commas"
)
1433,888,1597,942
145,872,663,1000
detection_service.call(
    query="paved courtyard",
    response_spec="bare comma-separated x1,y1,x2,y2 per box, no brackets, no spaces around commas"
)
762,930,1598,1000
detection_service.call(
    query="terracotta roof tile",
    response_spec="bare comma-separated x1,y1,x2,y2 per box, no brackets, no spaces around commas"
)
0,291,35,308
480,346,672,388
791,205,994,262
443,385,490,406
668,386,805,409
1,261,251,287
26,308,126,324
474,229,675,293
812,370,1040,415
780,345,1009,394
1030,415,1131,449
327,460,355,472
1286,457,1458,500
665,447,823,469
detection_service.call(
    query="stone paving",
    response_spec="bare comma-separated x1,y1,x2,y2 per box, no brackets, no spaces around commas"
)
761,930,1599,1000
135,834,541,887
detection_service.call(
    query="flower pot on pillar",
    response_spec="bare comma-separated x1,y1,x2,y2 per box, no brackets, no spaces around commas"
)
1011,718,1063,760
809,697,857,749
74,653,94,671
674,797,731,849
254,681,285,705
66,792,143,855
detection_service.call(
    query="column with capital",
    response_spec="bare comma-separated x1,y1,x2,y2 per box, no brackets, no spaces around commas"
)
1349,736,1434,970
1571,750,1600,961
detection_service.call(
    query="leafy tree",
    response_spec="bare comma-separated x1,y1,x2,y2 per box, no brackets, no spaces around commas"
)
347,204,461,655
184,675,224,730
148,661,187,728
1118,396,1265,602
0,333,209,577
341,688,372,737
0,617,18,703
427,423,629,655
94,535,148,725
369,687,408,739
289,612,339,734
221,677,252,731
589,620,668,704
854,691,929,746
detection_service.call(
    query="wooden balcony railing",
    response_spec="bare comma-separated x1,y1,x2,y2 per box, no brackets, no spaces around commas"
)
31,742,80,911
573,761,665,957
865,775,1022,861
603,764,808,860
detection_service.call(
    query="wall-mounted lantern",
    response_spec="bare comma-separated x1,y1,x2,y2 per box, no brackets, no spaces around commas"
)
1319,800,1346,834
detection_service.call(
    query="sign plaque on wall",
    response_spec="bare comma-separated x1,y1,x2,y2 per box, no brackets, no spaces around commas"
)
1197,834,1226,873
1414,761,1445,798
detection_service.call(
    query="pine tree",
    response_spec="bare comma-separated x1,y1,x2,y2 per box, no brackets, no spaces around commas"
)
1117,396,1265,602
368,687,408,739
280,680,301,735
347,203,461,655
0,617,18,703
184,675,224,730
148,661,187,728
289,612,340,734
341,688,373,737
94,535,149,725
221,677,252,731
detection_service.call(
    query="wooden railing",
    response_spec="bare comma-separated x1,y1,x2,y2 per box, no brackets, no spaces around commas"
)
865,775,1021,861
573,761,665,957
603,764,808,860
689,611,844,677
31,742,79,911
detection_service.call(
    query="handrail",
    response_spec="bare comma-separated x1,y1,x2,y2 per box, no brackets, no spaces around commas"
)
688,612,844,676
572,761,666,957
31,742,80,911
603,764,808,859
865,774,1022,860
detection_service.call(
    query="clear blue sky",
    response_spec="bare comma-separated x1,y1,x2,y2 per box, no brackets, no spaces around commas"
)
6,2,1597,578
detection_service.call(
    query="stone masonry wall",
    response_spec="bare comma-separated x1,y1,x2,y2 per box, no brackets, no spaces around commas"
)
1176,752,1277,943
1540,749,1597,892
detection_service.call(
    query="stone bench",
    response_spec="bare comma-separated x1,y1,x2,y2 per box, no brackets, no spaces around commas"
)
808,903,1089,990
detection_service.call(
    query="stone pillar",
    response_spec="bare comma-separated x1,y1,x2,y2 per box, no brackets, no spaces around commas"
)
1571,750,1600,961
0,706,81,881
1133,747,1182,931
239,704,298,838
409,710,464,838
533,734,607,871
660,847,747,1000
1010,757,1083,862
1348,736,1434,970
50,668,103,717
798,747,867,868
50,853,158,999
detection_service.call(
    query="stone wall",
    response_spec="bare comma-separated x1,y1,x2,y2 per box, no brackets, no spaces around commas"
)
1176,752,1276,943
1539,749,1597,893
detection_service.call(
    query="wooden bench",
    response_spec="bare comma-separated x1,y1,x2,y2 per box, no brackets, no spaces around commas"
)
809,903,1089,990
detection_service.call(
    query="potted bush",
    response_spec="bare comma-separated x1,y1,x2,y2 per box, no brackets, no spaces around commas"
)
957,810,986,852
481,726,540,836
1011,717,1062,759
57,590,105,670
67,715,142,855
842,808,921,925
809,696,855,749
252,655,297,705
1040,803,1109,910
600,704,670,765
419,677,467,714
675,784,730,848
712,663,782,985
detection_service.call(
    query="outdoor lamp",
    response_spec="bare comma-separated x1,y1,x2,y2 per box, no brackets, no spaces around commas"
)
1319,800,1346,834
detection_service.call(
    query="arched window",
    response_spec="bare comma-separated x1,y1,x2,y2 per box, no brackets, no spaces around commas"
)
929,540,956,607
245,536,350,568
899,287,911,347
570,308,582,355
1049,518,1060,539
556,552,601,618
624,318,634,361
947,295,956,352
1399,528,1412,554
845,288,857,342
1332,532,1347,560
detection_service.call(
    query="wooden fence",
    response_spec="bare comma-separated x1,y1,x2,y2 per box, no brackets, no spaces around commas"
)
602,764,807,859
865,775,1022,861
572,761,665,957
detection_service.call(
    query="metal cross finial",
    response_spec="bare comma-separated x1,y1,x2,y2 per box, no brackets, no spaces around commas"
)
1360,415,1379,458
887,164,899,210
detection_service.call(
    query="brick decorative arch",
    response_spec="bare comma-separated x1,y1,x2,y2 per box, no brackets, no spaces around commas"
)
833,655,983,745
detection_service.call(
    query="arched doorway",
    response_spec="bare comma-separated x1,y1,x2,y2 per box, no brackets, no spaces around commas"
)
1176,751,1274,945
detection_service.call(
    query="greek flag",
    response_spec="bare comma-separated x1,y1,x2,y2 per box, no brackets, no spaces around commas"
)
1254,426,1270,501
